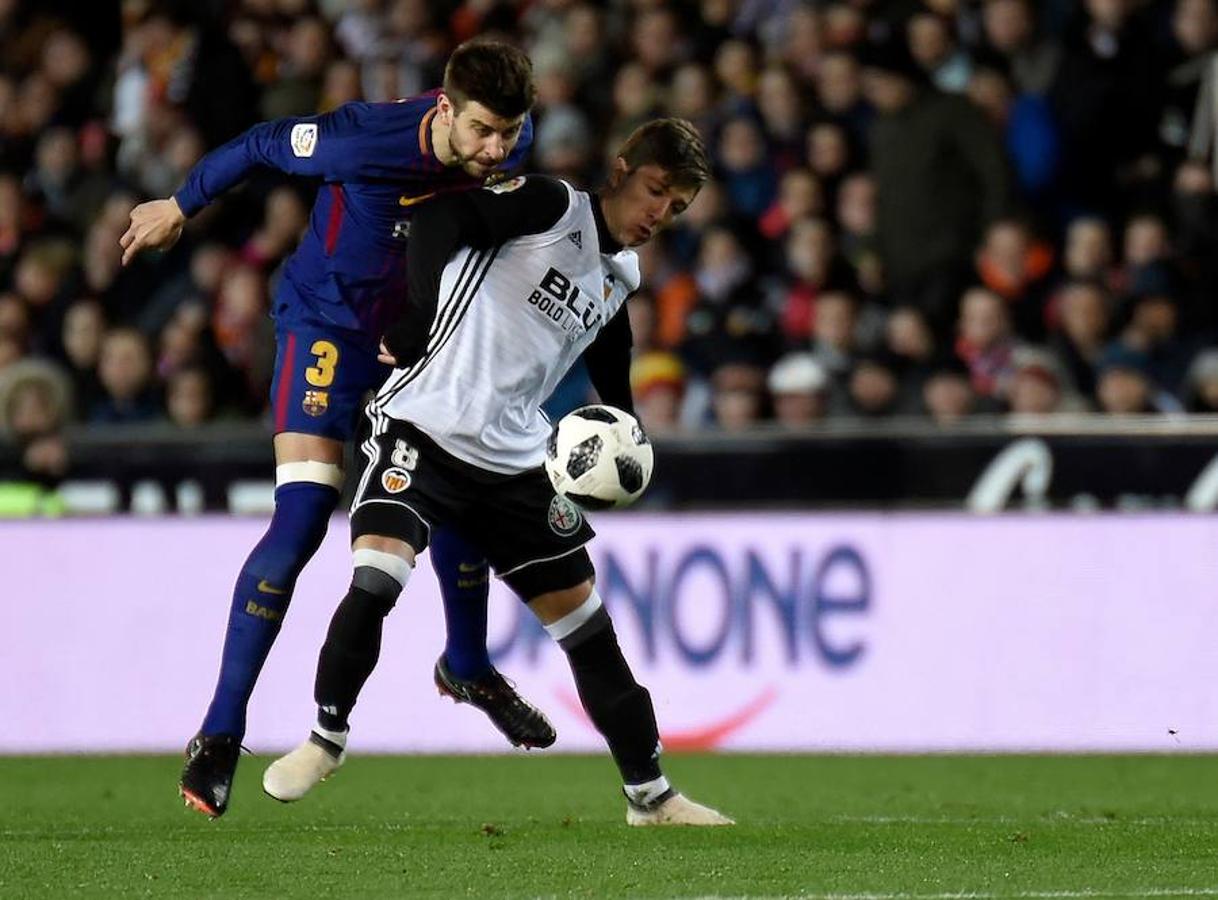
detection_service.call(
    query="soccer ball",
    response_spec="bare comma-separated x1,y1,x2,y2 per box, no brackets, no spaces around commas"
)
545,405,654,510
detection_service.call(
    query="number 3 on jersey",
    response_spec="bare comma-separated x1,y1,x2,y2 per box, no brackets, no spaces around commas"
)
306,340,339,387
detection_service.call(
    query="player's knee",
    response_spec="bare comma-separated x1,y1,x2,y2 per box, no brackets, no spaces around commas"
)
543,588,610,650
351,547,414,614
510,550,595,611
245,479,340,588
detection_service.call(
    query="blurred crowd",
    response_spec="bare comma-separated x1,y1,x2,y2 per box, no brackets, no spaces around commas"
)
4,0,1218,482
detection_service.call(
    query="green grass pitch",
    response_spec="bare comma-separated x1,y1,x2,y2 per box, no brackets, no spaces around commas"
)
2,754,1216,899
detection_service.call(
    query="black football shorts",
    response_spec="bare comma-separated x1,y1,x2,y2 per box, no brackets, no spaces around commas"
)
349,407,595,598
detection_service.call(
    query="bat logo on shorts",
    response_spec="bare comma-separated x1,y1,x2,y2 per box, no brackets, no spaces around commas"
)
381,467,412,494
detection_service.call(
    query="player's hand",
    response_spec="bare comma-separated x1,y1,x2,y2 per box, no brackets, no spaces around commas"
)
380,321,428,369
119,197,187,266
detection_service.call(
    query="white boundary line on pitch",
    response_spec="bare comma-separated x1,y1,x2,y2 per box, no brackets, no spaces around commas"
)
831,815,1216,827
690,891,1218,899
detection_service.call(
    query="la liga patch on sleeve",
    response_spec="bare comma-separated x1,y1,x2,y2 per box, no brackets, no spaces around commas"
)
485,176,526,194
291,123,318,158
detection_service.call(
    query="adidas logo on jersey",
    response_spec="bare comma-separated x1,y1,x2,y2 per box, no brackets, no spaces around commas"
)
567,231,582,249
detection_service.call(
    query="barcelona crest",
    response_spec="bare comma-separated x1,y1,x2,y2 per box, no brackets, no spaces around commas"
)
302,390,329,417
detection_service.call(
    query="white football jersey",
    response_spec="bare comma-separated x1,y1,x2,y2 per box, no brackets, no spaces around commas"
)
371,182,641,474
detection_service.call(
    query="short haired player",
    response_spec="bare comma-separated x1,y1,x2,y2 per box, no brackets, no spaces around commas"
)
264,119,733,826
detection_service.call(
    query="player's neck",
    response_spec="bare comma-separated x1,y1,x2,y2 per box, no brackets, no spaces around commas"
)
591,193,624,253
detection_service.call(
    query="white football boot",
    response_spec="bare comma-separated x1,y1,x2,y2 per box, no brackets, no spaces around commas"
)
262,734,345,802
626,792,735,826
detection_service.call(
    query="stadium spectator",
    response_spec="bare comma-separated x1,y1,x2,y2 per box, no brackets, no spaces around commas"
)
668,62,720,138
835,172,882,297
955,286,1018,400
907,10,972,93
1007,347,1070,415
631,350,686,434
1062,217,1116,284
804,121,854,193
710,360,767,431
756,66,806,170
165,365,215,429
0,292,30,363
922,359,978,425
1095,346,1166,415
261,16,333,119
716,116,777,219
776,217,846,343
814,50,869,145
91,327,157,424
980,0,1061,96
862,37,1011,331
0,357,72,516
1185,349,1218,413
59,298,105,418
767,352,828,427
1051,280,1113,401
758,169,823,244
806,288,859,381
973,218,1054,340
846,354,902,418
884,305,938,407
1117,278,1198,397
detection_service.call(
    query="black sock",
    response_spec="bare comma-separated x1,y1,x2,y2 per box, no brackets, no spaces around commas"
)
314,583,397,731
561,611,662,785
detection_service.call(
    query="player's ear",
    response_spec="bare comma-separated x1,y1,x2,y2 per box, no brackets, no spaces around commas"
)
437,92,454,126
607,157,629,190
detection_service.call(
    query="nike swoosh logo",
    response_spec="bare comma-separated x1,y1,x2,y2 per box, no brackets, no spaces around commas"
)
556,686,777,751
257,580,288,595
457,562,485,573
399,192,437,207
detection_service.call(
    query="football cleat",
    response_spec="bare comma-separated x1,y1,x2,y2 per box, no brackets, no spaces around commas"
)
179,733,241,818
262,733,345,802
434,655,557,749
625,792,735,827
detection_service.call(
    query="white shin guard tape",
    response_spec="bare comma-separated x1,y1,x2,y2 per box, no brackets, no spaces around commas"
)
544,590,604,643
276,461,344,490
352,547,413,588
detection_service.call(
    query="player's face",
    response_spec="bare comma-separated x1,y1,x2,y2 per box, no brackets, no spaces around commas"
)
604,162,699,247
445,99,527,178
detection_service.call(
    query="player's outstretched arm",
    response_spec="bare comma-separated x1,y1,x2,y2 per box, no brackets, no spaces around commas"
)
119,197,186,266
120,104,386,266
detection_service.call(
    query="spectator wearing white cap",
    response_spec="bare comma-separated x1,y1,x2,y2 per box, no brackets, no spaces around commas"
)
767,352,828,427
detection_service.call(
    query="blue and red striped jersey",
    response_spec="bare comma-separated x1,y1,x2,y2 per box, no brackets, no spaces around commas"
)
174,91,533,343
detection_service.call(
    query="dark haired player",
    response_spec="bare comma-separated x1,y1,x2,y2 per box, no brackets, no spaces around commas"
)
120,40,556,818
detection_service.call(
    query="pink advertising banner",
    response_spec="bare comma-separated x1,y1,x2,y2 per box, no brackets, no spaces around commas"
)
2,513,1217,754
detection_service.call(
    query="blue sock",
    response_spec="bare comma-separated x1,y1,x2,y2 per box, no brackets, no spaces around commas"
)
201,481,338,737
430,526,492,680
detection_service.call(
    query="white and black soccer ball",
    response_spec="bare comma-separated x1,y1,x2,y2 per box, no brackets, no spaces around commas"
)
545,405,654,510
